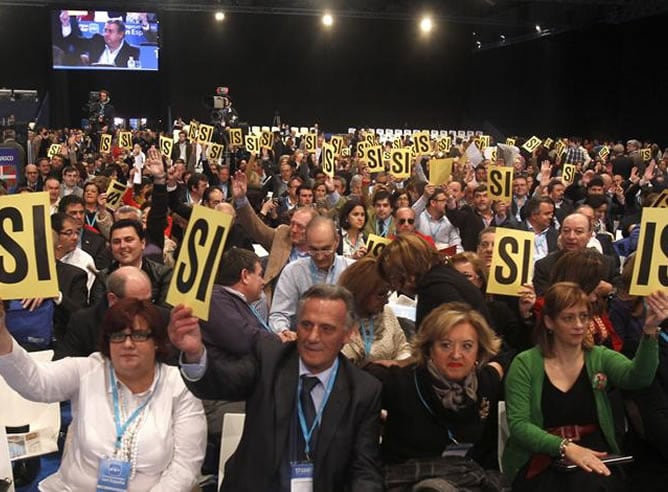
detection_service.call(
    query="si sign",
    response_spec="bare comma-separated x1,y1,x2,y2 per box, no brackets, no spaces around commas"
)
486,227,535,297
0,192,58,299
630,208,668,296
365,234,392,257
487,166,514,202
166,206,233,319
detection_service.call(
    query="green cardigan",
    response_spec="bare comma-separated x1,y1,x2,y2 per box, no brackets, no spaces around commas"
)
502,335,658,482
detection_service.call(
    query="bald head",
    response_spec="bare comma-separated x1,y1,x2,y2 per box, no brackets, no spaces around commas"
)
106,266,152,305
560,213,591,252
215,202,236,219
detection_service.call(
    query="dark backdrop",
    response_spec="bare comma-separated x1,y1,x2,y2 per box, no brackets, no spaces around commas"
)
0,6,665,141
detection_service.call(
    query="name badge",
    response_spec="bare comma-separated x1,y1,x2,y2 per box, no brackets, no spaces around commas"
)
442,442,473,458
290,462,314,492
96,457,130,491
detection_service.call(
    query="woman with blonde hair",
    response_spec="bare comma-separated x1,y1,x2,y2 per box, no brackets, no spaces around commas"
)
367,302,507,489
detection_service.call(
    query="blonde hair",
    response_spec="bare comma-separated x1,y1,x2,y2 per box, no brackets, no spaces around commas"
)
412,302,501,368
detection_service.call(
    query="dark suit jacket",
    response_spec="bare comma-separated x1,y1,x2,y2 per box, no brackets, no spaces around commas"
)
532,248,623,296
446,205,486,252
89,35,140,67
54,261,88,342
183,339,384,492
81,228,110,270
514,221,559,255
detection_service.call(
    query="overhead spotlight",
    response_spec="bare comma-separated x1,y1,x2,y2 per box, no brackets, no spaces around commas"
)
535,24,542,33
420,16,433,33
322,13,334,27
500,34,506,41
214,11,225,21
476,41,482,48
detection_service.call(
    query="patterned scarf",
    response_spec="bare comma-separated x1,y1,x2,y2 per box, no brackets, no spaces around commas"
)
427,359,478,412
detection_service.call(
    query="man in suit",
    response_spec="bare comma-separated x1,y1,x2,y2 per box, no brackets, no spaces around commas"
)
364,189,396,238
232,171,318,305
83,20,139,67
54,266,152,359
169,284,383,492
533,212,622,296
546,178,574,227
514,196,558,262
59,195,111,269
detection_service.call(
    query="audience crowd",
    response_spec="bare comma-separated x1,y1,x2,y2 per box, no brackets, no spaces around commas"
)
0,122,667,491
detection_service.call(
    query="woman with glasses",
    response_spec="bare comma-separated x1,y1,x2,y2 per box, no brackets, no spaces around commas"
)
503,282,667,492
366,303,508,489
338,257,411,366
0,298,206,491
338,198,368,259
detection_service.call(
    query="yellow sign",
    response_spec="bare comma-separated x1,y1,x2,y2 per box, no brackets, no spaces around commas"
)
651,189,668,208
522,136,542,153
438,136,452,154
105,179,127,211
476,135,491,150
245,134,260,155
554,140,566,157
486,227,535,297
382,151,391,162
487,166,514,202
365,145,384,172
208,143,223,161
542,137,554,150
303,133,317,153
47,144,62,159
229,128,243,147
629,208,668,296
0,192,58,300
365,234,392,258
197,124,215,144
392,137,403,149
159,135,173,158
119,131,132,150
364,132,375,145
413,131,431,154
322,142,336,177
490,147,497,162
166,206,233,319
505,138,516,147
99,134,112,154
261,131,274,150
331,135,344,157
640,148,652,161
562,164,576,186
598,146,610,160
356,141,369,161
429,158,454,186
187,121,199,142
389,149,412,179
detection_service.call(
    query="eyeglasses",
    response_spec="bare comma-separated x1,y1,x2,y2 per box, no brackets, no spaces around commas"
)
109,330,152,343
397,218,415,225
307,247,336,257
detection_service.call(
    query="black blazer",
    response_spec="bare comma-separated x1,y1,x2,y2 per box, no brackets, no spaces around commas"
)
54,261,88,342
81,228,110,270
88,35,140,67
183,339,384,492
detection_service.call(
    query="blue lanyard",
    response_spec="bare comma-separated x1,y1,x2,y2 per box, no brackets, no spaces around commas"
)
309,258,336,285
296,358,339,460
85,212,96,228
660,331,668,344
427,216,443,240
413,369,459,444
360,319,374,355
250,304,272,332
109,364,159,450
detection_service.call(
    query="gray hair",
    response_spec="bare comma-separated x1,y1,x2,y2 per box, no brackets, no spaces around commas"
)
297,284,357,331
115,205,142,222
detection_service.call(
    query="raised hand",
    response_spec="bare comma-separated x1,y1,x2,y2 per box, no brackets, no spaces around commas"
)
231,170,248,200
168,305,204,362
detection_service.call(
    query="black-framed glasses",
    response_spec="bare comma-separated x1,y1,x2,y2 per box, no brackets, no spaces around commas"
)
398,218,415,225
109,330,152,343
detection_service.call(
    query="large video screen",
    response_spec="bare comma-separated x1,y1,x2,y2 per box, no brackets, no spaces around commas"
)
52,10,159,71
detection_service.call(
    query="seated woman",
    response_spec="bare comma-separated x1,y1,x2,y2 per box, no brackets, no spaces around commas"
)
0,298,207,491
377,233,491,330
449,252,533,351
338,256,411,366
338,198,368,259
503,282,666,492
367,303,507,490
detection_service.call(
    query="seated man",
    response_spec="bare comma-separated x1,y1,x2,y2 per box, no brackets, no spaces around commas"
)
269,217,350,340
169,284,384,491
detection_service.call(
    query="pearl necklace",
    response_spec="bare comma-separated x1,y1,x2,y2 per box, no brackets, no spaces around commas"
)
114,386,151,479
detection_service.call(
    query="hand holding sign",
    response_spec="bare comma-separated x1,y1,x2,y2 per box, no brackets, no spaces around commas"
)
166,205,232,319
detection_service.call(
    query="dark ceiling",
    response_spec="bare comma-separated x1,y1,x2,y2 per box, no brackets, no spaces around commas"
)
1,0,665,49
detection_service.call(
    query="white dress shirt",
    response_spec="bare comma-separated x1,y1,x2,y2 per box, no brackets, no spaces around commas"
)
0,343,206,492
